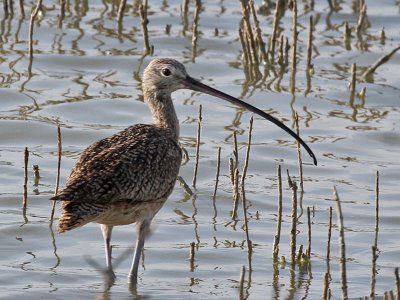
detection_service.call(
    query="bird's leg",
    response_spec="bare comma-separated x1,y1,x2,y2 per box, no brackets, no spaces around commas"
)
101,224,115,279
128,219,151,284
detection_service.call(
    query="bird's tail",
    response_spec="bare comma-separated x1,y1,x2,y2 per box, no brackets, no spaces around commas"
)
53,199,106,233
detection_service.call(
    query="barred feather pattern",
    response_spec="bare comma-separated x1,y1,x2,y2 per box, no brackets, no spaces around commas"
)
53,124,182,233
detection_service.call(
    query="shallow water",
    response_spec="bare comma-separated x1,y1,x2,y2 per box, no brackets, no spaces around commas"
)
0,0,400,299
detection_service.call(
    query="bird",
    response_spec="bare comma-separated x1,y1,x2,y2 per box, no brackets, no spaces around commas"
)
51,58,317,285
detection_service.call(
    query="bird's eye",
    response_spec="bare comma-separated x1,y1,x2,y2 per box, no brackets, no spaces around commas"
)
161,68,171,77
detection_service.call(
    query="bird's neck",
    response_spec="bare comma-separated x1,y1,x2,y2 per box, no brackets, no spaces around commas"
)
145,91,180,141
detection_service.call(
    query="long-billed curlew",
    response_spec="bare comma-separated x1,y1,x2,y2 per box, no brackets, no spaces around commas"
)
51,58,317,285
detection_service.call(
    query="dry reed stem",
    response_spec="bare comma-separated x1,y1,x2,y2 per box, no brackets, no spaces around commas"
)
249,0,268,63
22,147,29,210
3,0,9,17
327,0,334,11
289,0,298,94
241,117,253,182
380,27,386,44
28,0,43,58
59,0,65,16
212,147,222,199
343,21,351,50
58,0,66,27
290,180,298,264
272,164,283,260
189,241,195,271
362,46,400,80
241,180,252,254
306,206,311,257
374,171,380,248
229,157,235,186
294,112,304,192
239,266,245,300
296,244,303,261
239,28,250,65
284,36,290,66
327,206,332,262
178,176,194,196
181,0,189,32
287,169,293,188
395,267,400,300
333,186,348,300
356,2,367,34
241,117,253,254
233,131,238,169
192,105,202,187
19,0,24,18
10,0,14,15
232,168,240,220
180,144,189,165
358,87,366,100
370,245,377,299
269,0,284,62
306,15,313,70
350,63,356,97
322,272,330,300
191,0,201,62
309,0,315,11
50,125,62,220
33,165,40,186
139,0,151,54
117,0,127,23
239,0,259,65
277,34,285,65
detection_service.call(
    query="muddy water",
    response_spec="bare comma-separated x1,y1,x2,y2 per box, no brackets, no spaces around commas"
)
0,0,399,299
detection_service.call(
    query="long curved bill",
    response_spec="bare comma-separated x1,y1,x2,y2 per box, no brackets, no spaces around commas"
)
184,76,317,166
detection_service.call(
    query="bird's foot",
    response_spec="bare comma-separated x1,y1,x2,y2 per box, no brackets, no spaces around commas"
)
103,269,116,289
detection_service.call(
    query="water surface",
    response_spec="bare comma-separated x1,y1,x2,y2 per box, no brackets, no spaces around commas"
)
0,0,400,299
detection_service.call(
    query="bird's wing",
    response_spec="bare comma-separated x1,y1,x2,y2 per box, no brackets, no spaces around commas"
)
51,124,182,204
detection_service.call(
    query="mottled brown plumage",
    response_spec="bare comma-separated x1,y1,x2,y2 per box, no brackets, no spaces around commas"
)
52,58,316,286
55,124,181,232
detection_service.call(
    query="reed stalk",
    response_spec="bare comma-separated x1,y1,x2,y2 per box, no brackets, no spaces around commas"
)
189,241,195,272
290,180,298,264
370,245,377,299
239,266,245,300
289,0,298,94
50,125,62,221
272,165,283,260
294,112,304,192
191,0,201,62
232,168,240,220
395,267,399,300
334,186,348,300
306,206,311,257
241,117,253,254
350,63,356,98
362,46,400,81
343,21,351,50
19,0,24,18
117,0,127,23
139,0,151,54
22,147,29,211
306,15,313,70
192,105,202,187
212,147,222,198
269,0,284,63
28,0,43,58
178,176,194,196
249,0,268,63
